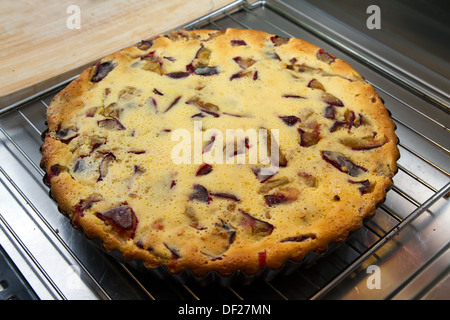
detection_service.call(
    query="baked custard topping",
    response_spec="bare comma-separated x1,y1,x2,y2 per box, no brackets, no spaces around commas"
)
41,28,399,276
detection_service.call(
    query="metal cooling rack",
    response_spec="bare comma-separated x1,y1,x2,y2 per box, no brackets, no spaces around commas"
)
0,0,449,300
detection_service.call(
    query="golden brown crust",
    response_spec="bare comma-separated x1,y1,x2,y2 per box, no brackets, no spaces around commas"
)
41,28,399,277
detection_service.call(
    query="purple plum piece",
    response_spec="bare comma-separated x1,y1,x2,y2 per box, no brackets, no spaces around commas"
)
133,165,145,174
164,243,181,260
163,95,182,113
40,128,49,141
316,49,336,64
297,64,316,73
282,94,305,99
270,35,290,46
240,211,274,236
264,194,288,207
231,39,247,46
351,142,386,151
299,128,320,147
280,233,316,243
307,79,325,91
259,178,289,194
198,102,219,113
321,150,367,177
136,40,153,50
190,184,212,203
348,179,371,194
270,52,281,60
203,136,216,153
345,110,356,130
55,127,75,138
147,97,158,113
194,45,211,60
153,88,163,95
322,93,343,106
191,113,205,118
141,58,163,74
74,196,98,215
186,64,195,73
279,115,300,126
193,66,219,76
298,172,317,188
201,251,223,261
98,153,116,181
229,70,248,81
186,97,220,116
91,61,116,83
97,118,125,130
216,219,236,245
185,64,195,73
165,30,190,41
330,120,346,132
55,127,79,144
44,164,63,185
233,56,255,69
165,72,190,79
201,109,219,117
89,136,106,154
128,150,146,155
241,145,252,156
140,51,156,60
73,195,102,226
223,112,244,118
258,177,289,194
330,110,358,132
196,163,213,176
98,204,136,230
324,106,335,119
251,167,277,183
211,192,240,202
265,129,288,167
253,70,258,80
230,71,241,81
73,159,85,173
258,250,267,268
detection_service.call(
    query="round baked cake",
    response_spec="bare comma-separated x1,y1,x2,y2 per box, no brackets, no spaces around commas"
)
40,28,399,277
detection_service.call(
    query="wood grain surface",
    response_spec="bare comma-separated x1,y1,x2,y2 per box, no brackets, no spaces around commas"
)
0,0,234,108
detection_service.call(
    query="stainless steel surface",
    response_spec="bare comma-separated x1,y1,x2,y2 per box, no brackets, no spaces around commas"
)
303,0,450,87
0,0,448,300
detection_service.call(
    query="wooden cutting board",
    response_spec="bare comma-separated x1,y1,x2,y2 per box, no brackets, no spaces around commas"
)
0,0,234,108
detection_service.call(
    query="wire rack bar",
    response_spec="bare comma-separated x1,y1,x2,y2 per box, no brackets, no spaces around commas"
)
0,126,112,300
310,181,450,300
0,207,66,300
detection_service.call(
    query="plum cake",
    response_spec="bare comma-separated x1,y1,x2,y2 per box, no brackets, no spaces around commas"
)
40,28,399,276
